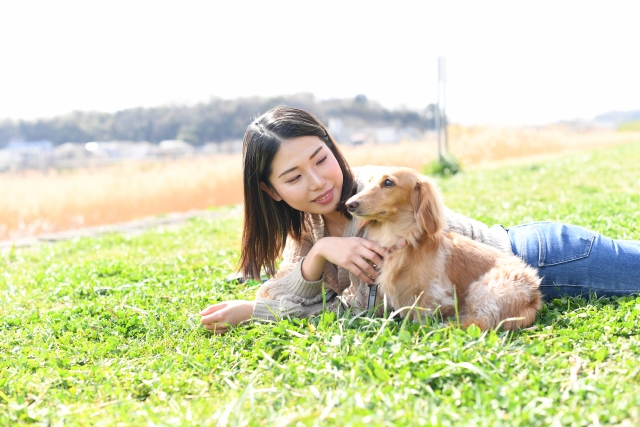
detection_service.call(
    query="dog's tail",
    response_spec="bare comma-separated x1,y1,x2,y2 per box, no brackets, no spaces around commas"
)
465,263,543,330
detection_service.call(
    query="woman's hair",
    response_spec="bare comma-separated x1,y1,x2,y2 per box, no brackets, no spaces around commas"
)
238,106,355,279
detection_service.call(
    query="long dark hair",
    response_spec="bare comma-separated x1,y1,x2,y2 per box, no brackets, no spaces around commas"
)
238,106,355,279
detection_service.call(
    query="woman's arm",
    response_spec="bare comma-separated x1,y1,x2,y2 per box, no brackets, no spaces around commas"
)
200,232,327,334
199,300,255,335
302,236,385,284
201,228,387,333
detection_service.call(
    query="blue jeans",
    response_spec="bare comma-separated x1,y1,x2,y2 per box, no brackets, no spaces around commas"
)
507,222,640,300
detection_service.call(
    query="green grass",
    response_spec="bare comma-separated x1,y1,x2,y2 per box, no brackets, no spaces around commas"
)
2,142,640,426
422,153,462,177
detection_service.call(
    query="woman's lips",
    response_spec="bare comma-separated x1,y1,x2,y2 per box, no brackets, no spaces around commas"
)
313,189,334,204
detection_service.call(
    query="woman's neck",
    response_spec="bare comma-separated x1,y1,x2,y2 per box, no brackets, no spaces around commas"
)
322,211,347,237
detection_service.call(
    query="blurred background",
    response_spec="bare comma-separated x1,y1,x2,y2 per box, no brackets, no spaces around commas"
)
1,0,639,241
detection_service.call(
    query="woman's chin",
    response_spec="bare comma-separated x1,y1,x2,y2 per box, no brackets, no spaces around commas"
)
307,201,339,216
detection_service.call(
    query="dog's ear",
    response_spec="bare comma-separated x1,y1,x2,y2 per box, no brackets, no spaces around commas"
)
411,177,446,237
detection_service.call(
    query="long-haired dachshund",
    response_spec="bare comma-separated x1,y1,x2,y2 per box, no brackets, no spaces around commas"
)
346,167,542,330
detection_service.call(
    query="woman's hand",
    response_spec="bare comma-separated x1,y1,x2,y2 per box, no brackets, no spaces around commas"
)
199,300,255,335
305,237,387,285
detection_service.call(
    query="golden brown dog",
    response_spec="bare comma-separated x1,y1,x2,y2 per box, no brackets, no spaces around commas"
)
346,167,542,330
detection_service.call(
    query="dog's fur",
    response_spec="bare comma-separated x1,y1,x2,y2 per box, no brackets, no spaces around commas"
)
346,167,542,330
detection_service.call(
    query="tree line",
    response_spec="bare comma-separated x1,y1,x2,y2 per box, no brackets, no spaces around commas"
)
0,94,435,148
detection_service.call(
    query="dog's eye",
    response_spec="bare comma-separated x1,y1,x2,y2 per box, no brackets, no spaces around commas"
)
383,179,395,188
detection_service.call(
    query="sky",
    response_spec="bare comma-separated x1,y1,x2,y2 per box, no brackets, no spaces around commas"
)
1,0,639,125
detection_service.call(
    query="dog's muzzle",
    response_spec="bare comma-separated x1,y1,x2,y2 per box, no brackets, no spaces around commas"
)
346,200,359,213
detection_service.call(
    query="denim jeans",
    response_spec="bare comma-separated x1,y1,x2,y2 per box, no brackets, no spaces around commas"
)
506,222,640,300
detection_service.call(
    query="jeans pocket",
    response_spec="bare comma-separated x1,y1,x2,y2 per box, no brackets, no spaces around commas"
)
533,223,595,267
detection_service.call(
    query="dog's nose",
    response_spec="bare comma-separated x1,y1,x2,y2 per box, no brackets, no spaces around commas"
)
346,200,359,212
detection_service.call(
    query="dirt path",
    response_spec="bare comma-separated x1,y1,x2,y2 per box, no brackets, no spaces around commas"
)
0,206,242,251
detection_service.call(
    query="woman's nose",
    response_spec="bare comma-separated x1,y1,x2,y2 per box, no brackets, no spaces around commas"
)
309,172,325,190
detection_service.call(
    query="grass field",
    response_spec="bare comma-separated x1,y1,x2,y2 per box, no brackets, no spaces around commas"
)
2,126,639,241
1,142,640,426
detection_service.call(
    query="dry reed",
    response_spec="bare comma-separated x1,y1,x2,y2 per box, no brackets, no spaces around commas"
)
1,127,639,241
0,155,243,240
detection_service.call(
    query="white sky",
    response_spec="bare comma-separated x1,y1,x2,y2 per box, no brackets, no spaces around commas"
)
1,0,639,125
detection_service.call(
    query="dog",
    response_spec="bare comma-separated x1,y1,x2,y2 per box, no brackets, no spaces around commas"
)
346,167,542,330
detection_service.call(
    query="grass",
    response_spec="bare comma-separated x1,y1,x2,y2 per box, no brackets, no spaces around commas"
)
422,153,462,177
2,126,640,241
1,142,640,426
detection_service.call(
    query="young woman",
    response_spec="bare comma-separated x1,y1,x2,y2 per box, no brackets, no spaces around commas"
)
200,106,640,334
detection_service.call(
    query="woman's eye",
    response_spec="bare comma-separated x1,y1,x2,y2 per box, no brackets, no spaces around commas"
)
383,179,395,187
317,155,327,165
287,175,301,184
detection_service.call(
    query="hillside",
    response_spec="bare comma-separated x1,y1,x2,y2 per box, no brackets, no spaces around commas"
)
0,94,435,147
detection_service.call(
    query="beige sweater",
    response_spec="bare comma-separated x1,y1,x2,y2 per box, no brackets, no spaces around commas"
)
252,166,513,320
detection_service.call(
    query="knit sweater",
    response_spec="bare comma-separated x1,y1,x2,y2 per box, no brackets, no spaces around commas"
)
252,166,513,320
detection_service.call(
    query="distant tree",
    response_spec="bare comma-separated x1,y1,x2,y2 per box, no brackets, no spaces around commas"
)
354,94,368,104
0,119,18,148
0,94,434,146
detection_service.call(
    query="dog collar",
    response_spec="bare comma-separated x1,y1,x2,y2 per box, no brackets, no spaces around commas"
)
385,238,408,254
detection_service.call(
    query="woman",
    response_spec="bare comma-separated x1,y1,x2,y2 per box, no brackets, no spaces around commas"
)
200,106,640,334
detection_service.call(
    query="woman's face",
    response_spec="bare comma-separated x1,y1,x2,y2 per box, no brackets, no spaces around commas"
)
261,135,344,216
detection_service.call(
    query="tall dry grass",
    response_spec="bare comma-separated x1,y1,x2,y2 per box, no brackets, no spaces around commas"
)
0,155,243,241
2,127,639,241
344,126,640,169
